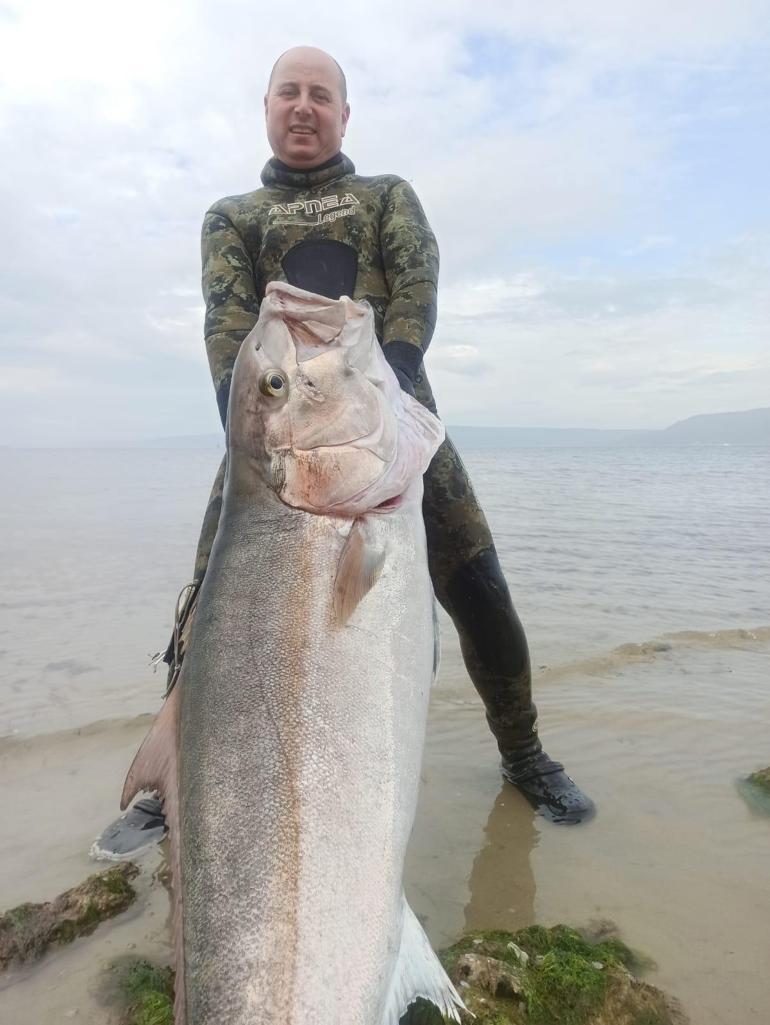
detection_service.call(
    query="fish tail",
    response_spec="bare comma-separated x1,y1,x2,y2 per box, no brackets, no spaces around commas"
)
380,895,467,1025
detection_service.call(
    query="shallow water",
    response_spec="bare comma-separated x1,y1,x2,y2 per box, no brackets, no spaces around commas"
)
0,444,768,1023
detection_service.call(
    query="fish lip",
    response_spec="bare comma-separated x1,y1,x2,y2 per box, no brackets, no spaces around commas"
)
291,434,369,453
277,493,404,516
372,494,403,512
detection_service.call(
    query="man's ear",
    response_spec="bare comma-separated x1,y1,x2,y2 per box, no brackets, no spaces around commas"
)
341,103,350,137
263,94,269,118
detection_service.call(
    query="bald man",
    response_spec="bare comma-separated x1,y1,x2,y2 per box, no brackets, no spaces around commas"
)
96,46,592,859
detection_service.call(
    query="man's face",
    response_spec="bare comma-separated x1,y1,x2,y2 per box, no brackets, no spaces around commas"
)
265,49,350,169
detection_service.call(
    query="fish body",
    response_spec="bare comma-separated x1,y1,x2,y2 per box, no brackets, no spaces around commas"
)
123,284,462,1024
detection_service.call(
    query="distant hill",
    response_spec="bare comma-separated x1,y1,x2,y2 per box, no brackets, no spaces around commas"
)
450,408,770,448
661,407,770,445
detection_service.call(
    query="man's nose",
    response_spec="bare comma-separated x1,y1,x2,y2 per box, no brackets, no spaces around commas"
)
292,89,313,115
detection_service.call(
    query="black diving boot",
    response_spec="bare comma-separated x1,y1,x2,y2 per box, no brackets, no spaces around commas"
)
501,750,595,824
91,796,167,860
441,546,595,824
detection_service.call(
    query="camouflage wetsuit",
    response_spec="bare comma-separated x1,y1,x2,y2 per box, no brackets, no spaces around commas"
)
190,152,540,763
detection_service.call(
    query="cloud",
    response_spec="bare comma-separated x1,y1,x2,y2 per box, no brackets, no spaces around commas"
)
427,344,492,376
0,366,71,393
0,0,769,442
428,233,770,427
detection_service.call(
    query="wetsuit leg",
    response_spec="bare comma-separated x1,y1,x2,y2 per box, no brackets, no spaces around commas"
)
414,371,541,761
422,434,541,760
415,369,594,821
193,455,226,582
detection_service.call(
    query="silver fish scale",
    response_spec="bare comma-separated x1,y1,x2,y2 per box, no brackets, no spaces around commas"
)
179,459,435,1025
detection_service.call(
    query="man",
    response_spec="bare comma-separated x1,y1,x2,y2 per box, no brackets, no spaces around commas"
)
97,45,592,859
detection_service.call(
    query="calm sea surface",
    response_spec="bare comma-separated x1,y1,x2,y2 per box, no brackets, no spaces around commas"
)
0,444,767,736
0,443,769,1025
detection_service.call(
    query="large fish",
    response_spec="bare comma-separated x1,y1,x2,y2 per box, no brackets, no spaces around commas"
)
121,283,465,1024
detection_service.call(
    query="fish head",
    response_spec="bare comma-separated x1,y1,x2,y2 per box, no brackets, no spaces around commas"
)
227,282,444,516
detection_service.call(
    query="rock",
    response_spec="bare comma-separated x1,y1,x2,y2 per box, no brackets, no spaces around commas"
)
436,924,689,1024
453,952,525,998
0,863,139,971
737,766,770,816
748,766,770,793
104,956,174,1025
506,941,530,967
591,965,689,1025
96,922,689,1025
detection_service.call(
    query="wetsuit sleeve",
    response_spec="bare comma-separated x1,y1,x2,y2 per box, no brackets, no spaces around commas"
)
202,208,260,427
380,180,439,369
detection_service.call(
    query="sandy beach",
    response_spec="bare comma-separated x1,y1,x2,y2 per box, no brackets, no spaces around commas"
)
2,622,769,1024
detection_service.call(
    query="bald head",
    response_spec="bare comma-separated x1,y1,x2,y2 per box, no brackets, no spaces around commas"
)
268,46,347,103
264,46,350,169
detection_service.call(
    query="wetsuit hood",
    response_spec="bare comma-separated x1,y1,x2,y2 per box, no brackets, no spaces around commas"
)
261,152,355,191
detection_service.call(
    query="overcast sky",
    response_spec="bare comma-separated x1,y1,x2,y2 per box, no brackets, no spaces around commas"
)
2,0,769,444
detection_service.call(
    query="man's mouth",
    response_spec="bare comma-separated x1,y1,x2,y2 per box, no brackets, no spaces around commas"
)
290,126,315,135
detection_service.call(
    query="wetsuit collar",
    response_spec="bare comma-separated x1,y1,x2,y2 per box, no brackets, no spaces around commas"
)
261,152,355,190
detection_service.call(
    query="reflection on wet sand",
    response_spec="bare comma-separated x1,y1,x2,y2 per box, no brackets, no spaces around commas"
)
464,786,537,934
404,697,541,950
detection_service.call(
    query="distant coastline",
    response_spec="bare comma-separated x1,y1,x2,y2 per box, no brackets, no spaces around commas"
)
4,407,769,450
133,406,770,450
449,406,770,448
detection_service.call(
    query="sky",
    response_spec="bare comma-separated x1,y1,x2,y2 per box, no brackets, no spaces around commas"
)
1,0,769,444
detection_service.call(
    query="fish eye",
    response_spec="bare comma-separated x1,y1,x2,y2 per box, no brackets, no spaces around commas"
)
259,370,287,397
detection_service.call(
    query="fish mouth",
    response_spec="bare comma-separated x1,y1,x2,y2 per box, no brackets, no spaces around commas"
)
373,494,403,512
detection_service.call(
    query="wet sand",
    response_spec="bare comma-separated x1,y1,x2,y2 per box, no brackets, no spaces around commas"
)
1,625,768,1024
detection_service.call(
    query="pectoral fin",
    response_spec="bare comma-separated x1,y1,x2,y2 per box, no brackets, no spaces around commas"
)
333,518,386,626
121,682,179,811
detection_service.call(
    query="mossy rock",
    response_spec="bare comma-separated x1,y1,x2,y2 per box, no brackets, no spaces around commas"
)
737,766,770,815
0,863,139,971
407,925,688,1025
109,957,175,1025
105,923,686,1025
747,767,770,793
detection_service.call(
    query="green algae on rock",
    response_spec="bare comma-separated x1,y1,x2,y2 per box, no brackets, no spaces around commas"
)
399,925,689,1025
110,957,174,1025
102,923,686,1025
737,766,770,816
0,862,139,971
748,767,770,793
